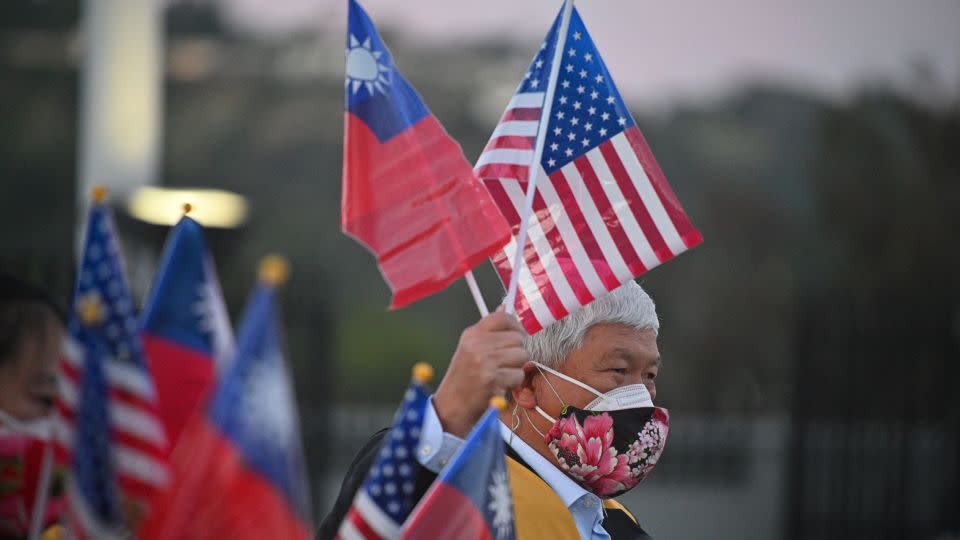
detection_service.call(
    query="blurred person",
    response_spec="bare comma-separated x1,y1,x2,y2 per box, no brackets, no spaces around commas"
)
0,272,66,540
321,281,668,539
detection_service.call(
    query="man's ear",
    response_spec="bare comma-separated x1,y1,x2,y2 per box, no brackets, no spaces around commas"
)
511,361,539,409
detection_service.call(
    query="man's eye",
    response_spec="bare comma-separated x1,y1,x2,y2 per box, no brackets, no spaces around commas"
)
610,368,626,375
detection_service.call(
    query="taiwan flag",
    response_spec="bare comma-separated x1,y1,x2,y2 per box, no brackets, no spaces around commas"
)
138,258,312,540
342,0,512,309
141,215,234,444
401,406,515,540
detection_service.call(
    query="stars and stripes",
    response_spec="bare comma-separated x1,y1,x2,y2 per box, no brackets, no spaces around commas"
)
337,374,429,540
476,7,703,333
54,202,170,520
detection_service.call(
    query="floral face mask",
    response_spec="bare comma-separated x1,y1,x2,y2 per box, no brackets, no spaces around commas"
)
527,362,669,499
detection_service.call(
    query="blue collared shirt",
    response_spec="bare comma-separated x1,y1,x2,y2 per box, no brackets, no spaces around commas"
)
416,398,610,539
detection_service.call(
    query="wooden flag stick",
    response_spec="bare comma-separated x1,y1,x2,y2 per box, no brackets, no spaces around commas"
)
502,0,576,315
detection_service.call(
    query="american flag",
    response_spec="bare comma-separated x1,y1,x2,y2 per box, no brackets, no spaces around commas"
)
54,201,170,520
66,321,124,540
476,7,703,333
337,370,430,540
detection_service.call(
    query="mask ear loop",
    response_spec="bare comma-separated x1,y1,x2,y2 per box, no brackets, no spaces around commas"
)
534,362,605,401
523,407,548,439
510,403,520,445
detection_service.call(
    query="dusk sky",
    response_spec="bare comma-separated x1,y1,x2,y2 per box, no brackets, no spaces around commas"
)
216,0,960,111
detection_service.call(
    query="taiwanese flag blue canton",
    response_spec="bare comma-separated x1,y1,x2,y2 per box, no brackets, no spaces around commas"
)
342,0,511,309
402,407,515,540
141,215,234,444
138,275,312,540
336,369,430,539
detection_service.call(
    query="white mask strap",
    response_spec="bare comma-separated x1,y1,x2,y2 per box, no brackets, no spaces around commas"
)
523,407,551,438
534,362,604,399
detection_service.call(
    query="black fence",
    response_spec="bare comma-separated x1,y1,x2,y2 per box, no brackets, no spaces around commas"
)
788,292,960,539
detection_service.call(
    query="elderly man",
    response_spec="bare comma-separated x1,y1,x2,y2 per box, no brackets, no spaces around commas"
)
320,281,666,539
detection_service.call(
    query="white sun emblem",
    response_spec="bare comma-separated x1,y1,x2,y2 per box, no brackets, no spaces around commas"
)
243,357,296,444
345,34,391,96
487,467,513,539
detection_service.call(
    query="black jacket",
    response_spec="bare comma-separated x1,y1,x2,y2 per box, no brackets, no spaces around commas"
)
318,428,652,539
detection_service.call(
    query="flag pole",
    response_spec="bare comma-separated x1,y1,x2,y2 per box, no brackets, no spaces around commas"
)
464,270,489,316
27,444,54,540
502,0,575,315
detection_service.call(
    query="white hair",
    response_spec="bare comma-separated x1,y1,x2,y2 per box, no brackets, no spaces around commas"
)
523,281,658,368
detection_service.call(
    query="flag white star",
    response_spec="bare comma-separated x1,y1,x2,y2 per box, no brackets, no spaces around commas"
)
559,96,568,104
585,52,593,62
570,117,579,126
588,106,596,115
531,78,539,87
547,158,556,167
591,90,600,100
550,142,559,151
524,71,531,79
601,112,610,121
585,122,593,131
556,111,565,120
577,85,585,94
607,96,616,105
553,127,562,135
595,74,604,83
566,63,574,72
561,80,570,89
567,132,576,141
573,101,582,110
535,59,544,68
599,127,608,136
567,47,576,57
618,116,627,126
579,69,588,78
572,31,582,40
582,138,590,147
565,148,574,157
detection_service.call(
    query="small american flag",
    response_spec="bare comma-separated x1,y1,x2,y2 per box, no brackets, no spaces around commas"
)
54,201,170,521
336,370,430,540
66,324,124,540
476,7,702,333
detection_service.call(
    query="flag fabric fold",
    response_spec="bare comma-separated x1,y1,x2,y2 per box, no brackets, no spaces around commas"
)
342,0,512,309
54,200,170,526
336,366,431,540
401,406,515,540
141,214,234,445
138,271,312,540
476,6,703,334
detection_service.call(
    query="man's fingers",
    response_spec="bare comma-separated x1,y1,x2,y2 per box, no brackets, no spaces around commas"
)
490,347,529,369
480,330,525,350
474,310,524,333
495,367,526,392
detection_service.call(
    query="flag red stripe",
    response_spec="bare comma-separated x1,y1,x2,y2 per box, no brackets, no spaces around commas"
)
547,170,622,290
488,246,543,334
599,141,672,263
485,135,535,151
500,107,542,122
573,157,647,276
484,181,568,323
475,163,530,183
346,508,380,540
530,189,594,305
624,127,702,248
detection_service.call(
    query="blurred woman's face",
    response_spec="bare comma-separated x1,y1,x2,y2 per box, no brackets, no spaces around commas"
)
0,316,63,421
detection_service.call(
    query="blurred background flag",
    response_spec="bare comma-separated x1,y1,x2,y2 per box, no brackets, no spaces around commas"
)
341,0,512,309
138,256,312,540
476,5,703,333
140,208,234,445
401,400,514,540
336,363,432,540
54,188,170,522
65,318,124,540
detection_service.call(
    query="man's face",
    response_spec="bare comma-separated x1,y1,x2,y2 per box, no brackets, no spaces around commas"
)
535,323,660,417
0,317,62,421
